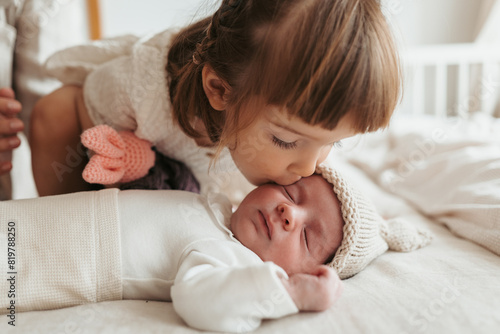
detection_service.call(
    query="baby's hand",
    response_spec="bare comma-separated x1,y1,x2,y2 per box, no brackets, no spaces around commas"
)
281,265,343,312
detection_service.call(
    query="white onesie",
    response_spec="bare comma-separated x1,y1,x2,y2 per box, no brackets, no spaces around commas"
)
0,189,297,332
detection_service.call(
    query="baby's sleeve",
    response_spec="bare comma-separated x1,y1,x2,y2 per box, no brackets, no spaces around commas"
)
171,251,298,333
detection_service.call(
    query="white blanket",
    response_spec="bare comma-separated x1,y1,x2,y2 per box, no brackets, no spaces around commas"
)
340,114,500,256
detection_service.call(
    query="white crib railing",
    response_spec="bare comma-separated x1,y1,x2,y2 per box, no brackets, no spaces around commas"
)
398,44,500,118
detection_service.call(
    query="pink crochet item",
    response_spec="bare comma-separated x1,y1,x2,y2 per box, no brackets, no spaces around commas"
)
81,125,155,184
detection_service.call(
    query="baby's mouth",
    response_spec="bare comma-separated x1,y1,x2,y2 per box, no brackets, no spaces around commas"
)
259,211,271,240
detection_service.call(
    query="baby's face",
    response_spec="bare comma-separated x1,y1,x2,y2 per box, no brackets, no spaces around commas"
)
229,105,356,186
230,174,344,274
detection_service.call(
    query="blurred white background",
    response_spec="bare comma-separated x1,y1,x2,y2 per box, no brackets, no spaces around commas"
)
98,0,216,38
89,0,500,117
90,0,499,46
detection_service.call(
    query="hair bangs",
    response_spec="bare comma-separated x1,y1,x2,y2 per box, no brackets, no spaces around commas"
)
233,0,401,133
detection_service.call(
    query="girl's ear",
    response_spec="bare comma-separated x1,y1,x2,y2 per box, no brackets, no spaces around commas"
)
202,65,231,111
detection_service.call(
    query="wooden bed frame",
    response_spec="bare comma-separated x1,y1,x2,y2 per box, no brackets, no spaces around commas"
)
86,0,101,40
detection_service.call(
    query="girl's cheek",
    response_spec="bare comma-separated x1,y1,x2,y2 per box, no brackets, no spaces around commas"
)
319,146,332,163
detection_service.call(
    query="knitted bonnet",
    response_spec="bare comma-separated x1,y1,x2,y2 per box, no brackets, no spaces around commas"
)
315,163,432,279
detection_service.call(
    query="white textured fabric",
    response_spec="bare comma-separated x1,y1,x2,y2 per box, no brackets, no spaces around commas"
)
340,114,500,256
118,189,297,332
44,29,255,205
0,189,121,314
0,188,297,332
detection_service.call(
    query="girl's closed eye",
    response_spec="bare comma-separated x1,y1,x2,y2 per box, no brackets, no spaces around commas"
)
272,135,298,150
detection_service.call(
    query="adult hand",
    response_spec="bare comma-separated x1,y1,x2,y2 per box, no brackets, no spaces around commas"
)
0,87,24,174
281,265,343,312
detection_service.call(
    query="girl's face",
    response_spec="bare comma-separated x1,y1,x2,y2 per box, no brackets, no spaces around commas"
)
229,106,357,186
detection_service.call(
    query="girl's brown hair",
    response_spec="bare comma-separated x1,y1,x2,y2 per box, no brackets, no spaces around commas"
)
167,0,401,148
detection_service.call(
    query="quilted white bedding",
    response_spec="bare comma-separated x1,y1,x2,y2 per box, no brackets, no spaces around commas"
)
1,115,500,334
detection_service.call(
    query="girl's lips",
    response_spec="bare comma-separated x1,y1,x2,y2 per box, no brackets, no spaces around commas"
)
275,176,302,186
258,210,271,240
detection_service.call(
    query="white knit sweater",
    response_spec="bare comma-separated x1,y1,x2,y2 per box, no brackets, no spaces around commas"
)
45,29,255,204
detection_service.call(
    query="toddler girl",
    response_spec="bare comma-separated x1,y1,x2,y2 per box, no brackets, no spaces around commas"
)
30,0,401,202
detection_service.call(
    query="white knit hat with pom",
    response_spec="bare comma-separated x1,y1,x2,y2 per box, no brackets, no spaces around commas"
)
316,163,432,279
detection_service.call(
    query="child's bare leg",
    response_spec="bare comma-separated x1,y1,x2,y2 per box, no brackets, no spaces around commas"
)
30,86,94,196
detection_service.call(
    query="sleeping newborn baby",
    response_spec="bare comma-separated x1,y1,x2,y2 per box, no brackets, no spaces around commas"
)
0,164,431,333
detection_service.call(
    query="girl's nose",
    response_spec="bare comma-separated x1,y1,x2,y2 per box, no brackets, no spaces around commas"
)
288,151,323,178
288,159,317,178
288,147,331,178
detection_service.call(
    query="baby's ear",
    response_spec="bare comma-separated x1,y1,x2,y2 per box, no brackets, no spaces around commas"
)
202,65,231,111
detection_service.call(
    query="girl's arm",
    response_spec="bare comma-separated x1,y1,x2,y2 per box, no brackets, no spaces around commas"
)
30,85,95,196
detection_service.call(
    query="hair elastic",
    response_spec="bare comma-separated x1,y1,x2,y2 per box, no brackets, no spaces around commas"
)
192,49,202,65
220,0,243,22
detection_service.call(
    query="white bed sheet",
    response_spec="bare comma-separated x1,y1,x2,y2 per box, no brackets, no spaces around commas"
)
341,114,500,256
2,155,500,334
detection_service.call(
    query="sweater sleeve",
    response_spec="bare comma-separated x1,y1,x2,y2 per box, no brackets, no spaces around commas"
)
171,250,299,333
44,34,140,86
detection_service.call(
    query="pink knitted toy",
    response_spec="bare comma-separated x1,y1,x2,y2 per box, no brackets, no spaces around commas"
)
81,125,155,185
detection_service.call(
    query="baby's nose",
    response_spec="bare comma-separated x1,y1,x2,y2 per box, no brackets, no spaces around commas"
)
277,203,298,231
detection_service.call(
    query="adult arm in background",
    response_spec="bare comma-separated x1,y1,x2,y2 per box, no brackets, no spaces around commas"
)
9,0,88,133
1,0,87,198
0,87,23,173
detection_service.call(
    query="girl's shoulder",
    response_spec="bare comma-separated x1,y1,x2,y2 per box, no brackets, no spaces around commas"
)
138,28,181,54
